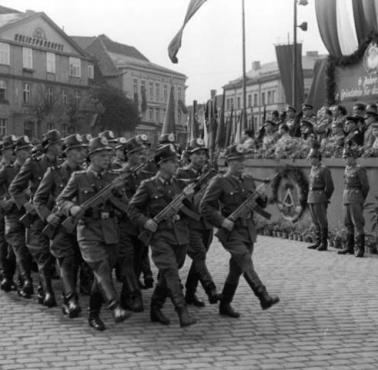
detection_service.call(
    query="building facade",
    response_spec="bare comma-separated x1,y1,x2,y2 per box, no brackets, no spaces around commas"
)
223,51,323,132
72,34,188,146
0,7,95,139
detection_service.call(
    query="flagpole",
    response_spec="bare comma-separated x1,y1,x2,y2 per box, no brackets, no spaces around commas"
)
242,0,247,133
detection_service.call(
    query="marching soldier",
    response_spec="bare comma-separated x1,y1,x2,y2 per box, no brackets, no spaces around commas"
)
118,137,147,312
338,145,369,257
0,136,18,291
200,144,279,318
33,134,86,318
9,130,63,307
56,136,131,330
176,138,219,307
128,144,197,327
307,143,334,251
112,137,127,169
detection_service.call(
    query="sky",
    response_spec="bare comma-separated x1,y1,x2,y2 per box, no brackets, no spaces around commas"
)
2,0,327,103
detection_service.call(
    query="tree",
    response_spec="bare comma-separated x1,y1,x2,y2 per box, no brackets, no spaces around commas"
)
90,85,140,135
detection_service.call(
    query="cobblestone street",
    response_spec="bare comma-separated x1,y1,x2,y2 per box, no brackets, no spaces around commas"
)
1,236,378,370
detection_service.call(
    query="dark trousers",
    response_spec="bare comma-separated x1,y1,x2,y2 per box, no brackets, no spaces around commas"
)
150,235,187,309
0,213,16,280
308,203,328,233
343,202,365,238
4,213,31,280
185,228,215,294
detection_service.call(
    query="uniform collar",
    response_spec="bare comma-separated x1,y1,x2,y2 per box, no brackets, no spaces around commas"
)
156,172,173,185
87,165,107,179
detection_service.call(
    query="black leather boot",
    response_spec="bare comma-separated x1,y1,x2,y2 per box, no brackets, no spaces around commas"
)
185,292,205,307
256,287,280,310
354,234,365,258
338,233,354,255
219,283,240,318
204,282,220,304
18,277,33,298
62,294,81,318
0,277,16,292
42,275,57,308
37,282,44,304
150,305,170,325
317,227,328,251
79,262,94,296
176,306,197,327
308,229,321,249
131,291,144,312
110,302,132,323
88,290,106,331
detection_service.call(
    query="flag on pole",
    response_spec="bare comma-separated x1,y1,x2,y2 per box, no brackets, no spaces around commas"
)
161,85,176,135
234,110,243,144
168,0,207,63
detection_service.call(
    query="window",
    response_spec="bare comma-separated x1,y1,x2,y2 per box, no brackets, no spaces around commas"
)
22,47,33,69
267,91,272,105
178,109,181,123
149,82,154,100
149,108,153,120
254,93,258,106
262,92,265,106
69,57,81,77
46,52,56,74
155,83,160,101
62,89,68,105
271,90,275,104
237,97,241,109
230,98,234,109
155,108,160,122
133,79,138,96
47,122,54,130
88,64,94,79
23,83,31,104
0,80,6,101
178,87,181,101
0,43,10,65
75,91,81,106
248,94,252,107
164,85,167,102
47,87,53,105
0,118,6,135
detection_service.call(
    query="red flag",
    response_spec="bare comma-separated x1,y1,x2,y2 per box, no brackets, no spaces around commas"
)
168,0,207,63
161,85,176,135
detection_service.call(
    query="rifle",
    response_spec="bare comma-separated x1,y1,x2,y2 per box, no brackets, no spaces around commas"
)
215,173,279,245
61,164,144,234
138,168,216,245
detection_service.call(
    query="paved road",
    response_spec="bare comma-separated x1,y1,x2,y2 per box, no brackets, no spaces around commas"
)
0,237,378,370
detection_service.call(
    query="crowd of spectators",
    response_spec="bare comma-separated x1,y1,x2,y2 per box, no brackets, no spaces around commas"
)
242,102,378,159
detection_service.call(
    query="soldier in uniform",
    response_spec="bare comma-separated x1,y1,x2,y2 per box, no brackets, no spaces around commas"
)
176,138,219,307
118,136,147,312
344,116,364,147
112,137,128,169
307,144,334,251
0,136,18,291
9,130,62,307
200,144,279,318
33,134,86,318
338,145,369,257
128,144,197,327
56,136,131,330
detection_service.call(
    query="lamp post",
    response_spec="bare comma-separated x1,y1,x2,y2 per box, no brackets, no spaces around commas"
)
292,0,308,110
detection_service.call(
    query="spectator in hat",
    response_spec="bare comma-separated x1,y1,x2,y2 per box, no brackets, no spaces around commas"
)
344,115,364,147
262,120,278,150
285,106,299,137
352,103,366,131
302,103,317,126
363,106,378,149
300,119,314,140
270,110,281,127
314,106,332,140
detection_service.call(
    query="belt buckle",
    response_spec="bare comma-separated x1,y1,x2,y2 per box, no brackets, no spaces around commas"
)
101,212,110,220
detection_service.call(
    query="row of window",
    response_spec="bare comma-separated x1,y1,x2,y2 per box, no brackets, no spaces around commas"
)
226,90,277,110
0,42,94,79
133,79,182,103
143,106,182,123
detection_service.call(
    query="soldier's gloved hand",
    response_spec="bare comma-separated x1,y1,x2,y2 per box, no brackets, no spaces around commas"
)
183,186,195,197
46,213,60,225
70,205,82,217
221,218,234,231
144,219,158,233
24,202,35,214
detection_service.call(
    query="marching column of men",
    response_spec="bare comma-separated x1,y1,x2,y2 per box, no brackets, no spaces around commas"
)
2,125,372,331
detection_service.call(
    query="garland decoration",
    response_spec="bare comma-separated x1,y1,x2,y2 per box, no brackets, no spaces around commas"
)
326,31,378,105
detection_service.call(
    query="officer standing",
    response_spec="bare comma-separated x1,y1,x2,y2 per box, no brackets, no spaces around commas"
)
57,136,131,330
307,144,334,251
0,136,21,292
9,130,63,307
338,145,369,257
200,144,279,318
34,134,86,318
176,138,219,307
128,144,197,327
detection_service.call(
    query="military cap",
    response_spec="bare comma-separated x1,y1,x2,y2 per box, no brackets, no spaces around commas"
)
88,136,113,155
115,137,127,150
1,135,17,150
99,130,117,143
187,138,207,154
365,106,378,117
300,119,313,128
41,129,62,148
159,133,175,144
124,137,144,155
287,105,296,113
154,144,179,164
14,135,32,151
81,133,93,145
307,141,321,160
302,103,313,110
345,115,360,124
136,134,151,147
224,144,247,161
63,134,86,151
353,102,366,111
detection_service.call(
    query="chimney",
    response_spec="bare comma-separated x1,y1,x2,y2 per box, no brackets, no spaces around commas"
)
251,61,261,71
306,51,319,57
